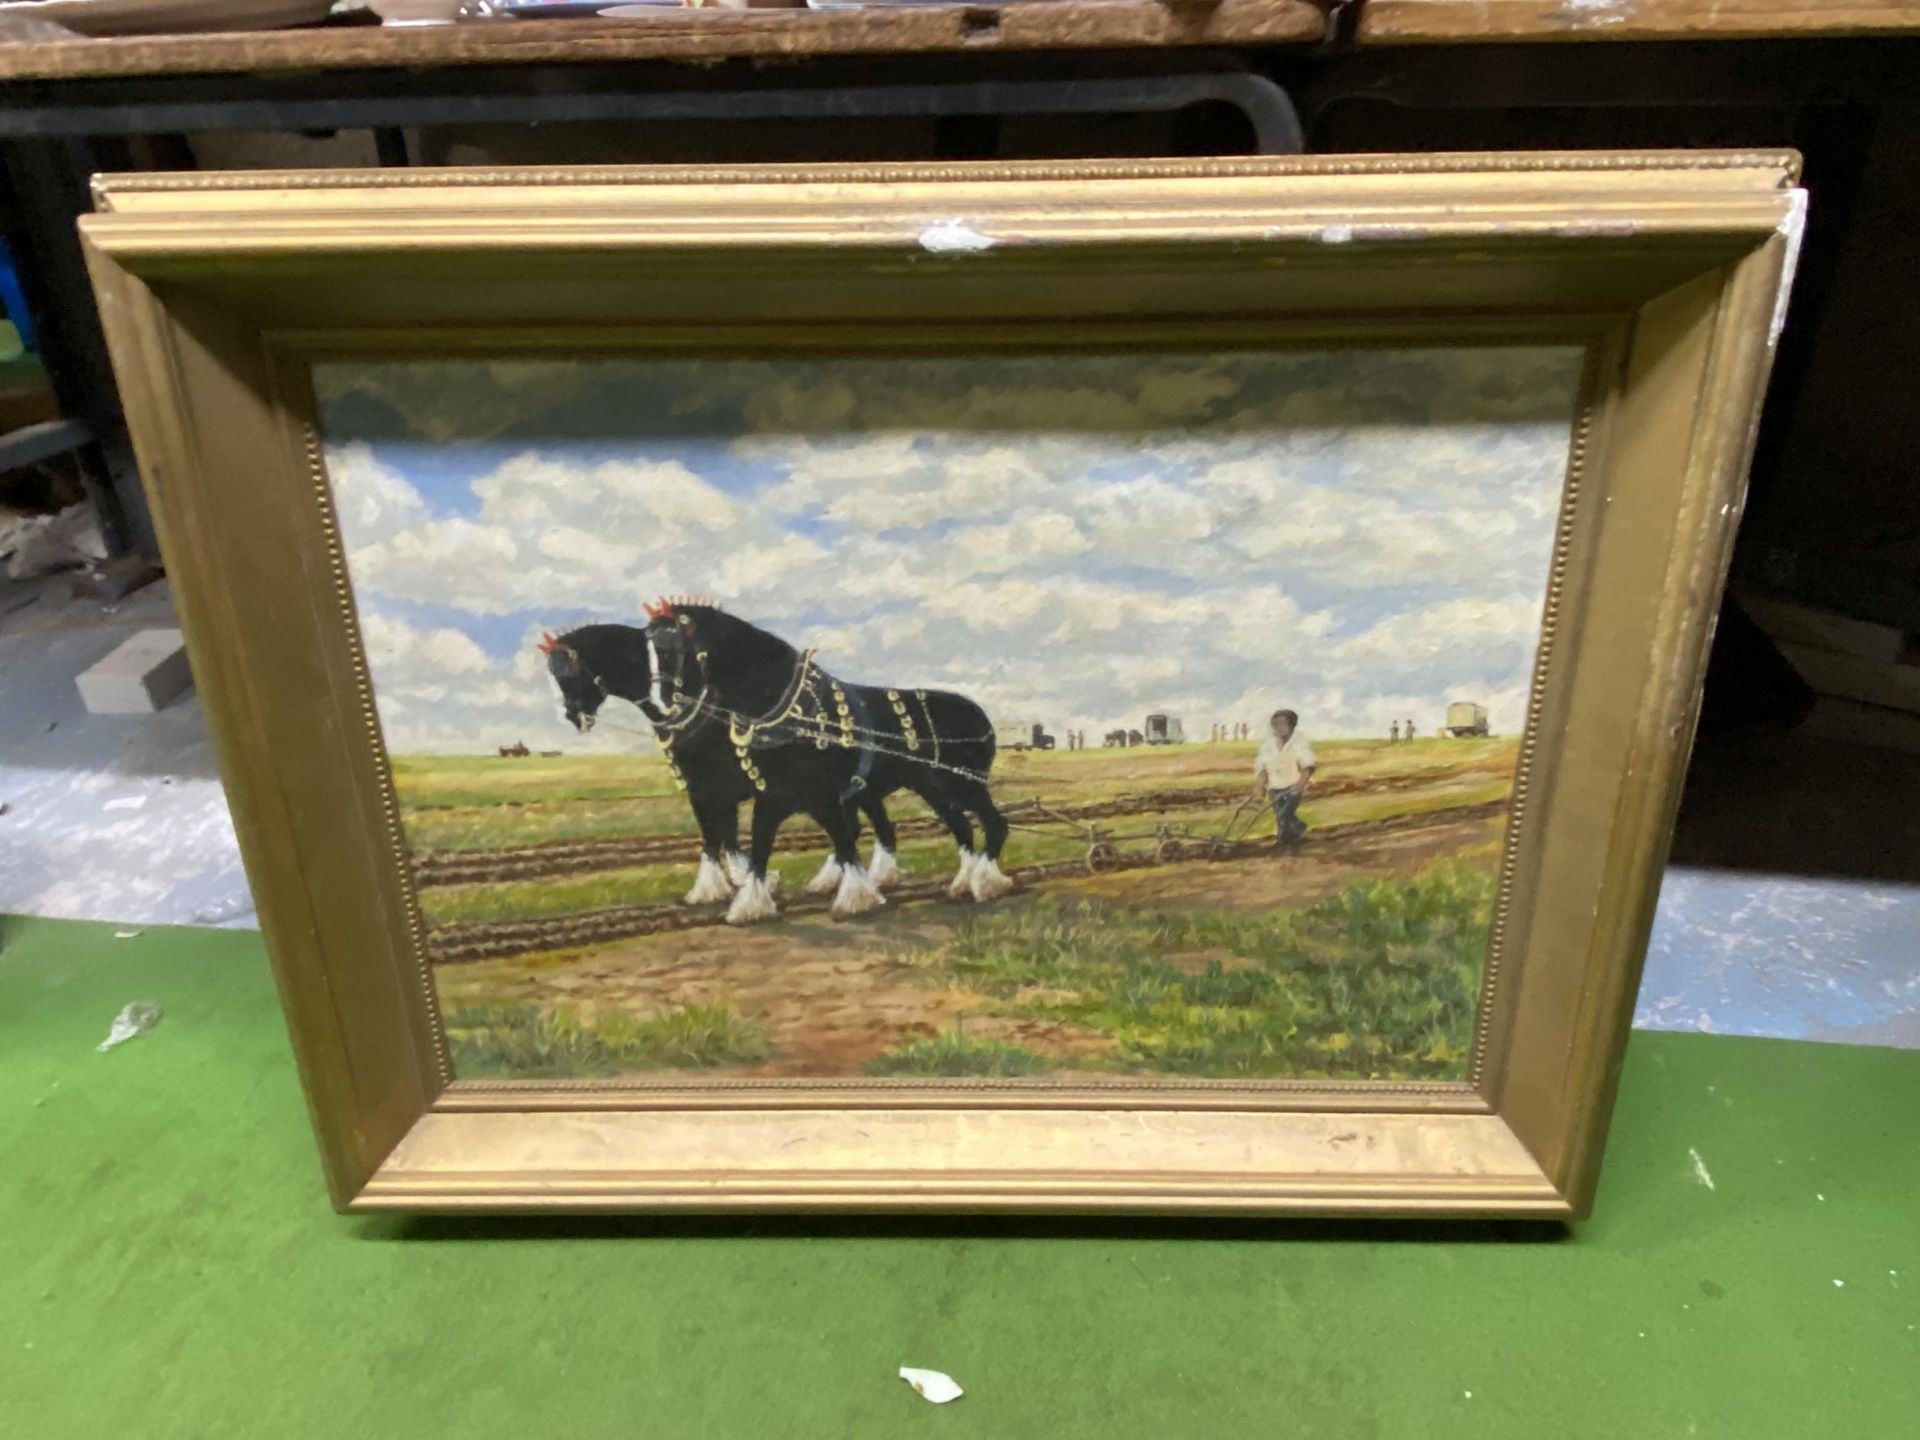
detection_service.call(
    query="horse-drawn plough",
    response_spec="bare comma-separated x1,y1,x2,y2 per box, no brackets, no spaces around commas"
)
999,793,1272,873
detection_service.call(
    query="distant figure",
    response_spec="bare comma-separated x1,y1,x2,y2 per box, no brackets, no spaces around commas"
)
1252,709,1317,853
1390,720,1401,744
1405,718,1416,741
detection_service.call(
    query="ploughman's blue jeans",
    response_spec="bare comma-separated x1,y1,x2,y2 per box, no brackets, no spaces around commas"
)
1269,785,1307,846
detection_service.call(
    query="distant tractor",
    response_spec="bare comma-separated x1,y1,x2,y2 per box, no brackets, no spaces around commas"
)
1443,702,1490,738
1144,713,1185,745
996,721,1056,752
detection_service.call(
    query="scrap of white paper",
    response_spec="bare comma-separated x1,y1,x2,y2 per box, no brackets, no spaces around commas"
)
899,1367,964,1404
103,796,146,812
98,1002,162,1052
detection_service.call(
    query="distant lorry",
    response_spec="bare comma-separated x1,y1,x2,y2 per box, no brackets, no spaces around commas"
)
1443,702,1490,738
1144,713,1185,745
996,721,1056,752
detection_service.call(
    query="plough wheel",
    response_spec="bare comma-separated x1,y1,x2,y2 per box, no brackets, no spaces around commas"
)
1154,837,1185,864
1085,841,1120,873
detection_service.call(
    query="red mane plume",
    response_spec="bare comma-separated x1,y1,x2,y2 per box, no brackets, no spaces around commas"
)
644,598,676,621
535,631,560,654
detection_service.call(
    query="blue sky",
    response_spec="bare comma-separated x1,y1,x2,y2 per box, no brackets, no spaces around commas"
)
316,348,1582,754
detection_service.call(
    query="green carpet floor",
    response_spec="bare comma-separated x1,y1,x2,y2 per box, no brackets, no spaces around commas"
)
2,913,1914,1437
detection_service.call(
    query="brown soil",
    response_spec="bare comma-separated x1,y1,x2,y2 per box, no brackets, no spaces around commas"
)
436,812,1504,1079
439,906,981,1077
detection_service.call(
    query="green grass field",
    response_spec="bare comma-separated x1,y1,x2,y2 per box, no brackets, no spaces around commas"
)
882,857,1496,1080
407,738,1516,1081
402,795,696,853
442,1000,769,1079
390,752,679,812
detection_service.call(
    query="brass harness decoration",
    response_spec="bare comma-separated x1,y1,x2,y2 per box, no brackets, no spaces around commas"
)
652,642,991,794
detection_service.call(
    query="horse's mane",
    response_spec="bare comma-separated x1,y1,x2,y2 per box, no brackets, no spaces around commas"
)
654,599,799,713
666,602,793,657
549,597,727,652
659,592,726,614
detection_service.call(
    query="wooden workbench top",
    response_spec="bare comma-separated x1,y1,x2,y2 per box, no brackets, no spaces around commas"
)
3,0,1917,87
0,1,1326,83
1356,0,1920,43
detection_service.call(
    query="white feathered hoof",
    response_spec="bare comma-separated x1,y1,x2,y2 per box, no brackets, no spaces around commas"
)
725,874,781,925
804,856,844,895
970,855,1016,902
948,850,980,900
831,863,887,919
683,854,735,906
725,851,751,887
869,845,902,890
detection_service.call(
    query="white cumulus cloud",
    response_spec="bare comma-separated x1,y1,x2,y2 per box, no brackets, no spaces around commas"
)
318,346,1582,752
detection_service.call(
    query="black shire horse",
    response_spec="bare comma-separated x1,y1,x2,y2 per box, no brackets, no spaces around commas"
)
540,615,899,913
539,600,1011,923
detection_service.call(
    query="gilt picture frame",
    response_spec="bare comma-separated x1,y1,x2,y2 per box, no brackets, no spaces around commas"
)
81,153,1803,1217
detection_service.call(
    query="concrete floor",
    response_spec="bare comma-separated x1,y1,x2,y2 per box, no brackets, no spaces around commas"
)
3,569,1914,1046
1638,723,1920,1047
0,571,253,929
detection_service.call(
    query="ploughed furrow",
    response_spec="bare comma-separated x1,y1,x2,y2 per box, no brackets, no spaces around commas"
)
410,763,1508,888
408,787,1251,886
423,798,1510,966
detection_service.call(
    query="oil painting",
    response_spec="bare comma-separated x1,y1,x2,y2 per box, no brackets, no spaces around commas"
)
315,346,1583,1085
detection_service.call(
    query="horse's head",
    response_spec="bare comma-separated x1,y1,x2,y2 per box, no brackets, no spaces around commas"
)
537,630,613,734
536,609,716,735
643,598,707,716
